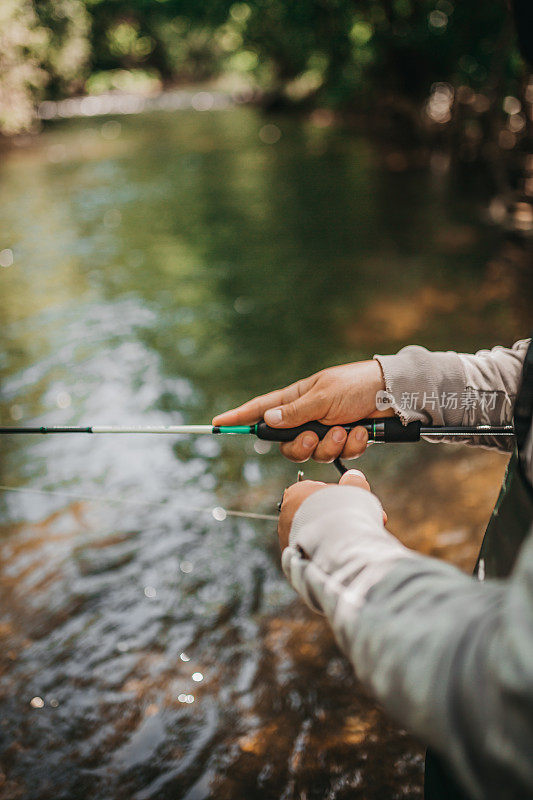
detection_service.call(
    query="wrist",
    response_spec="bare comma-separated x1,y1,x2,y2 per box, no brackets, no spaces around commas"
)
289,484,385,553
347,359,386,414
369,357,386,392
364,358,386,414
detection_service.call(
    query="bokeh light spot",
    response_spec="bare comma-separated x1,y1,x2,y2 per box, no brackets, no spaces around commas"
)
428,10,448,29
10,405,23,421
259,124,281,144
177,693,195,704
191,92,214,111
253,439,272,454
425,83,454,124
0,249,14,268
234,296,254,314
101,120,122,140
503,96,521,116
212,506,227,521
230,3,251,23
56,391,71,409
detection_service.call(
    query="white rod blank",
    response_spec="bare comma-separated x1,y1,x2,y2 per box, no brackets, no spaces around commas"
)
91,425,215,434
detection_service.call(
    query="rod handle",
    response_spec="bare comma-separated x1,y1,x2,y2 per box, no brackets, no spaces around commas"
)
254,418,421,443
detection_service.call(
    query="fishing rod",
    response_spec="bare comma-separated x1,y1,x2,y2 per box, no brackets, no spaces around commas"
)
0,418,515,482
0,418,515,441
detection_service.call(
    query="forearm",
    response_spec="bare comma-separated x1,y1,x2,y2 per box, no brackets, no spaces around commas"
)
283,491,533,800
353,550,533,800
282,486,414,618
374,339,529,451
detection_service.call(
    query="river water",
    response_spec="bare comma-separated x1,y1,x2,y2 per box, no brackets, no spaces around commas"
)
0,105,525,799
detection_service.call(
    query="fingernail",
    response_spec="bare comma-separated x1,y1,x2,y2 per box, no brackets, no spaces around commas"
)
355,428,367,442
332,428,346,443
265,408,282,425
345,469,366,479
303,435,315,449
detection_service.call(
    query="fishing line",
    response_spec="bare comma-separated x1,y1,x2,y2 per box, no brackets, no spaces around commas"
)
0,484,278,522
0,418,514,516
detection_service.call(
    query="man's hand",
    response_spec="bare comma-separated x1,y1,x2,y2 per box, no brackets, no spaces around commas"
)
213,360,391,464
278,469,386,550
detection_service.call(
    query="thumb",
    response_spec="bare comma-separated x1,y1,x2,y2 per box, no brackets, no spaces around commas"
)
339,469,388,524
264,392,326,428
338,469,371,491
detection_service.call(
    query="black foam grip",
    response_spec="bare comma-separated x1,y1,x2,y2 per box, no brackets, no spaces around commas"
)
377,419,421,442
255,420,334,441
255,418,421,443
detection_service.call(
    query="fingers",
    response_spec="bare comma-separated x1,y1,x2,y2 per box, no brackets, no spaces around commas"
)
283,478,326,501
280,431,319,462
278,479,327,548
312,426,347,462
212,377,314,426
212,388,291,426
338,469,388,524
340,426,368,459
264,389,328,428
279,425,367,464
338,469,371,491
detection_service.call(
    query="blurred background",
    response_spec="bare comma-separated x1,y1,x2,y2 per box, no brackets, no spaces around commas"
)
0,2,531,799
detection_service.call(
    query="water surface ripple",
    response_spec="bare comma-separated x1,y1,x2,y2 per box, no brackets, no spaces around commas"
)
0,107,518,798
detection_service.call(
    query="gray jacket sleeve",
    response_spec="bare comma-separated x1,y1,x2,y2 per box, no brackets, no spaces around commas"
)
374,339,529,453
284,493,533,800
353,531,533,800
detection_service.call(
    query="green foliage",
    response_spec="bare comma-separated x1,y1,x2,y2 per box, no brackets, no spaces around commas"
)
85,67,161,94
34,0,91,95
0,0,527,135
0,0,90,133
0,0,47,134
